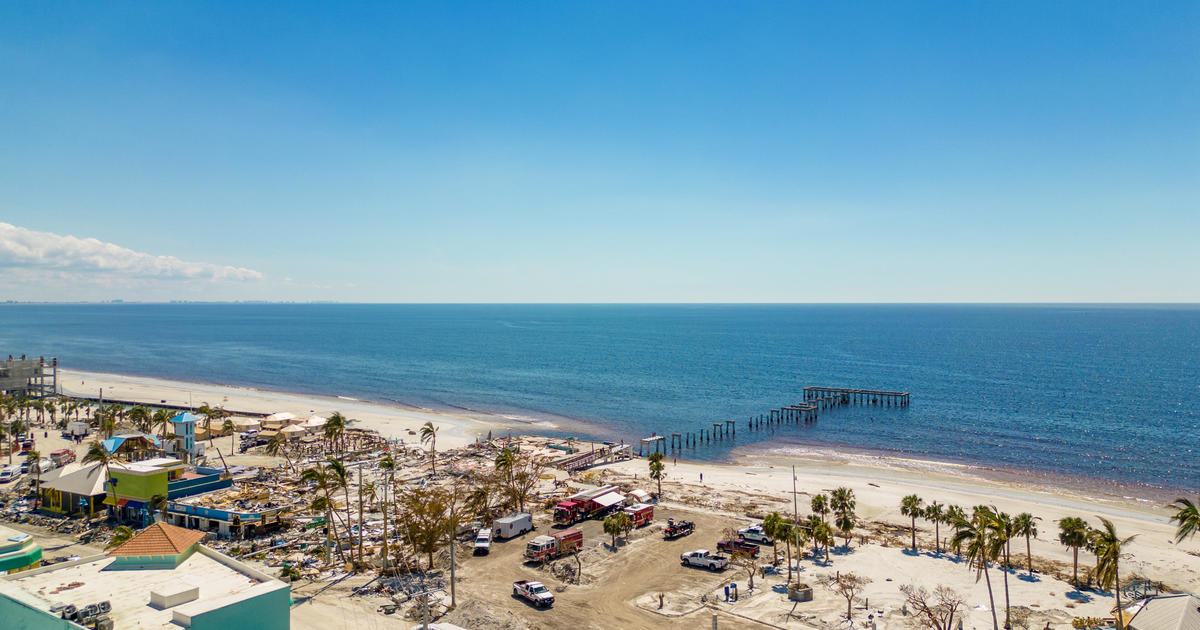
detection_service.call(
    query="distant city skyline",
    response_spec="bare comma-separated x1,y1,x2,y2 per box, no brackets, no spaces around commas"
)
2,2,1197,303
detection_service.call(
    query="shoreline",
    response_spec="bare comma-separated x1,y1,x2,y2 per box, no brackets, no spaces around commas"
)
56,368,1191,510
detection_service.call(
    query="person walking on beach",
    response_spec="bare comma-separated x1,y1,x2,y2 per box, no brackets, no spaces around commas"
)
700,472,703,483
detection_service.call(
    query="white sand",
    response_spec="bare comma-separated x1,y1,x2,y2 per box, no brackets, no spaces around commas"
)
58,369,510,450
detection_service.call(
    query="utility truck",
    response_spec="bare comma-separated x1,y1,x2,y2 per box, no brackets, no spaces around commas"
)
524,528,583,563
680,549,729,570
622,503,654,528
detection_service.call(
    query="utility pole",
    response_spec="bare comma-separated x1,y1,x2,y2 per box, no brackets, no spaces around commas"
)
792,465,798,523
357,467,364,568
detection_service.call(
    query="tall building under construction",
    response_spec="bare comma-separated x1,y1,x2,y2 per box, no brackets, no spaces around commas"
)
0,355,58,398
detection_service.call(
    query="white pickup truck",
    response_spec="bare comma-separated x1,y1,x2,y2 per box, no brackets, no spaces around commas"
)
680,549,729,570
512,580,555,607
738,523,773,544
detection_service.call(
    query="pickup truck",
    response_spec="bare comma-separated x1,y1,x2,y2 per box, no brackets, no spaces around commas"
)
512,580,555,607
738,524,774,544
473,528,492,555
680,549,729,570
717,538,760,557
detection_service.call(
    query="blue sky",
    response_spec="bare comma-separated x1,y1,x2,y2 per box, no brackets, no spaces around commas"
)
1,2,1197,302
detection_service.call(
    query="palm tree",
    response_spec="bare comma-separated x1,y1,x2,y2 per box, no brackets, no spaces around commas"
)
1091,517,1136,630
648,451,665,497
420,421,439,473
324,412,347,455
105,525,135,550
811,493,830,526
0,422,9,465
901,494,924,552
1167,496,1200,544
222,418,236,454
1058,516,1090,586
265,432,295,473
128,406,152,434
379,454,395,570
763,512,785,565
603,512,630,548
301,466,346,563
992,510,1014,629
1014,512,1039,575
776,520,796,582
952,506,1000,630
925,502,945,553
28,449,43,497
325,458,353,558
152,408,175,441
147,493,170,523
831,487,856,547
791,519,811,565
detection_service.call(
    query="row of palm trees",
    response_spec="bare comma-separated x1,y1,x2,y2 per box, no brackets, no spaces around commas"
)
733,487,860,585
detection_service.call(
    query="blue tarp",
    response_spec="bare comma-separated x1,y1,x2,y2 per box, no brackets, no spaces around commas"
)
102,434,162,453
170,412,200,424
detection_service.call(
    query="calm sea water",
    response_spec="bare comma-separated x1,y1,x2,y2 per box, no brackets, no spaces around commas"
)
1,304,1197,491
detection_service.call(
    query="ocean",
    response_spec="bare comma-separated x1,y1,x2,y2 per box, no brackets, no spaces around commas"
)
1,303,1197,492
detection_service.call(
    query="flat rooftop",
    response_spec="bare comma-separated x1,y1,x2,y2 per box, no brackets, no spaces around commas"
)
7,547,286,628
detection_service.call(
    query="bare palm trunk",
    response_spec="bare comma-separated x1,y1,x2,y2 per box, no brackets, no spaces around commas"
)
982,560,999,630
934,520,940,553
1072,547,1079,586
911,516,917,551
1114,562,1124,630
1026,534,1033,575
1002,545,1011,628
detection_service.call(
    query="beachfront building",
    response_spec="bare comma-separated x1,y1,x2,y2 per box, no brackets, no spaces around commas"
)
1127,592,1200,630
37,462,107,518
101,433,161,461
166,487,288,539
0,525,42,575
0,522,290,630
105,458,231,525
166,412,206,461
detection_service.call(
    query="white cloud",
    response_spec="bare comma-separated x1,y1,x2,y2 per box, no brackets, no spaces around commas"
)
0,222,262,281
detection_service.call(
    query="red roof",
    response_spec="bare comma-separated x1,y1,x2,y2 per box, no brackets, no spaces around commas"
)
108,522,207,557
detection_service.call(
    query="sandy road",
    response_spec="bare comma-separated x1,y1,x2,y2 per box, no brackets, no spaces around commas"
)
454,504,775,630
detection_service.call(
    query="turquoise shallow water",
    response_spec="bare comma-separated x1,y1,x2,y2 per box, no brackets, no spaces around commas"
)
1,303,1197,491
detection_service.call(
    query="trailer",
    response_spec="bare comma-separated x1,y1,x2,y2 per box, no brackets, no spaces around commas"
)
493,512,535,540
663,518,694,539
623,503,654,528
524,528,583,563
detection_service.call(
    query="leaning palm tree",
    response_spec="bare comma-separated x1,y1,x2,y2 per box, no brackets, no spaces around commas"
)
105,525,135,550
420,421,439,473
265,432,295,473
128,406,152,434
1014,512,1040,575
325,458,353,563
952,506,1000,630
901,494,924,551
1058,516,1090,586
1167,496,1200,544
151,408,175,441
379,454,395,571
1091,517,1136,630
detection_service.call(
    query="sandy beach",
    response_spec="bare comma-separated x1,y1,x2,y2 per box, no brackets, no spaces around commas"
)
58,368,514,450
41,368,1200,628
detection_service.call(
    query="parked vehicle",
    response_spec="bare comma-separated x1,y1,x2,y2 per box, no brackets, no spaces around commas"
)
0,466,20,483
493,513,535,540
512,580,555,607
50,449,76,466
680,549,729,570
473,528,492,555
717,538,759,557
663,518,694,539
738,523,773,544
64,421,90,438
553,485,625,525
524,528,583,563
623,503,654,528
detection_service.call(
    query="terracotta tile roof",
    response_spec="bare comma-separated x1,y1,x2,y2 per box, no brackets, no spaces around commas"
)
108,522,207,557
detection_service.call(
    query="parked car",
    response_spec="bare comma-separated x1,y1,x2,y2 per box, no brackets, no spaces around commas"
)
473,528,492,555
0,466,20,483
717,538,760,557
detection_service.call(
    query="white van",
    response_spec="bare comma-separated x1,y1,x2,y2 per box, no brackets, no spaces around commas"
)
0,466,21,483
